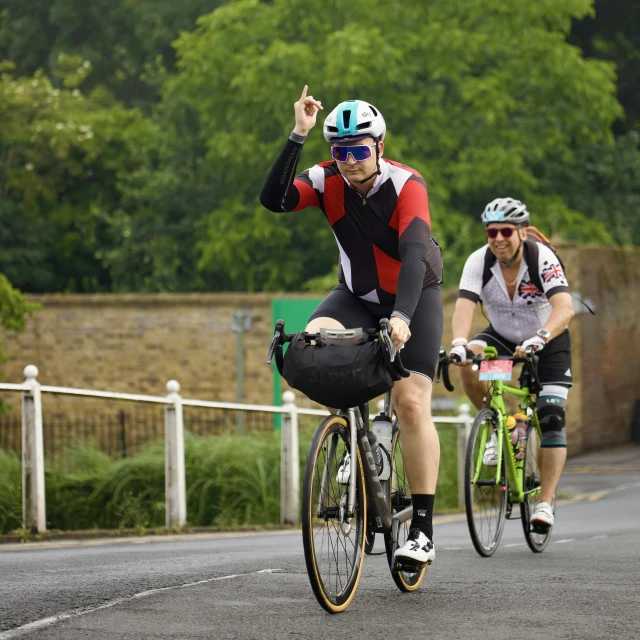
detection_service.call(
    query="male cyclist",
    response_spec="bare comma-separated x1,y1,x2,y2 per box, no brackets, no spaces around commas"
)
260,86,443,567
449,198,575,529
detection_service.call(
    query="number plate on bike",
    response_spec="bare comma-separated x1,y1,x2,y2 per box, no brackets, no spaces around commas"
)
478,360,513,381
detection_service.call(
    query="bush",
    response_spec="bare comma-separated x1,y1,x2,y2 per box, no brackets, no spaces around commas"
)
0,424,460,535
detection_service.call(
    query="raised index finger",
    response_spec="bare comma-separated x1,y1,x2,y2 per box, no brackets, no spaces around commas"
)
299,84,308,101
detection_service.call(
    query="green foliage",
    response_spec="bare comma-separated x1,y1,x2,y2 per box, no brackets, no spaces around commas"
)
0,424,460,534
0,0,638,293
0,63,153,292
0,273,40,390
0,0,227,110
570,0,640,132
541,131,640,245
170,0,622,289
0,449,22,533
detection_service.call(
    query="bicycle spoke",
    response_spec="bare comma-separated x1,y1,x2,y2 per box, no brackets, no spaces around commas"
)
302,417,365,611
465,409,507,556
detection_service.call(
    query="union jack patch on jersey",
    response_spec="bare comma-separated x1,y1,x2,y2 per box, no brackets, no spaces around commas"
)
541,263,565,282
518,279,543,299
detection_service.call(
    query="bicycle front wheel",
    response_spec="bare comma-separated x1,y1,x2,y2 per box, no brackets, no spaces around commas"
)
520,424,554,552
384,424,427,591
301,415,366,613
465,408,508,557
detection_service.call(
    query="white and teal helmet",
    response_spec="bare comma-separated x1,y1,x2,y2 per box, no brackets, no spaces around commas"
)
323,100,386,143
481,197,530,227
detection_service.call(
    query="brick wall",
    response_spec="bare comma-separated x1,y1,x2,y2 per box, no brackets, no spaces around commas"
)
1,244,638,454
576,246,640,451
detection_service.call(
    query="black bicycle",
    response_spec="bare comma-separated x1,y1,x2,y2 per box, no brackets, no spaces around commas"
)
268,319,429,613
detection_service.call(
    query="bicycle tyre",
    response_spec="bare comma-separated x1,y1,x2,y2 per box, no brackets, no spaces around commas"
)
384,423,427,592
520,423,554,552
302,414,366,613
465,408,508,557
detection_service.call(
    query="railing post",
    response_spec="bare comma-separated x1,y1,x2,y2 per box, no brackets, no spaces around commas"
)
281,391,299,525
457,403,472,508
165,380,186,530
22,365,46,533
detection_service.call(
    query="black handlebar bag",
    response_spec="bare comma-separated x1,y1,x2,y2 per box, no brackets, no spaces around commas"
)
281,333,399,410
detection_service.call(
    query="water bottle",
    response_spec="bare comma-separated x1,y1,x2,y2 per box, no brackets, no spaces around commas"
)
514,412,528,460
371,415,393,481
507,415,518,450
366,431,384,477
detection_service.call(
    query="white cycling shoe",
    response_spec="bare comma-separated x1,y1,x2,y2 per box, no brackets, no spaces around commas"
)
483,431,498,466
394,528,435,568
530,501,555,529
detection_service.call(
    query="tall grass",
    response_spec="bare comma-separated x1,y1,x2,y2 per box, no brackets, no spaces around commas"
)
0,424,460,535
0,449,22,533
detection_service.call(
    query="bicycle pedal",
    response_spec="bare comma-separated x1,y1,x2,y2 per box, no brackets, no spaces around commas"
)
530,522,551,534
394,558,429,572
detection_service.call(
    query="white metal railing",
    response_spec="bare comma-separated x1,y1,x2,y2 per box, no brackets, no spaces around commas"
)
0,365,473,534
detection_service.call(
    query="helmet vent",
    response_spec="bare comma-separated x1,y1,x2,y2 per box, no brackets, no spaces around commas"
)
342,110,351,129
356,122,372,130
369,105,378,117
326,125,339,132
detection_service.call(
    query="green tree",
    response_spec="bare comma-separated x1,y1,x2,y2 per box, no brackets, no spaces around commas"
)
0,0,226,110
570,0,640,133
0,59,152,292
0,273,39,391
168,0,622,287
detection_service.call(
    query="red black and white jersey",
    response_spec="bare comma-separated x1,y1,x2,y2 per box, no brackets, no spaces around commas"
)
260,135,443,322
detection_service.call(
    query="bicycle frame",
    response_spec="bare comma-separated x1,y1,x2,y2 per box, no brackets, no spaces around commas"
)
317,390,413,535
474,347,541,504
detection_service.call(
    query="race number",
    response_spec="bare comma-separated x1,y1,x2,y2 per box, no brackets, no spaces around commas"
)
478,360,513,381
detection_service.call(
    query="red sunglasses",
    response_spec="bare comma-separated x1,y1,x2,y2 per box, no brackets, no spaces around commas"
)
486,227,516,239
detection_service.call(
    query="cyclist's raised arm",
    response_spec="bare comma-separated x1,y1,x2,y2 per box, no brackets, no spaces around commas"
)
390,174,431,325
259,85,323,213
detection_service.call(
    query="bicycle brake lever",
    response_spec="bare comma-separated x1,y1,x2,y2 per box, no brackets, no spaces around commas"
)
471,354,485,372
380,325,398,362
266,330,280,365
266,320,285,365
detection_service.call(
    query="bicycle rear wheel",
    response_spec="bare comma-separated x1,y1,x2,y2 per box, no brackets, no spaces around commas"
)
384,424,426,591
465,408,508,557
302,415,366,613
520,424,554,552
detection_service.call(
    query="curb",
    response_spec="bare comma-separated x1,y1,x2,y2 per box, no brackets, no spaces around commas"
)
1,486,622,552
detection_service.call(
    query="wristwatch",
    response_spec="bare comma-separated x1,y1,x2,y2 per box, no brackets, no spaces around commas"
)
536,329,551,343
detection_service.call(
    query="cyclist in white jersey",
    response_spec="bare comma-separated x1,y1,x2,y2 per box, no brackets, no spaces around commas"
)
449,198,575,529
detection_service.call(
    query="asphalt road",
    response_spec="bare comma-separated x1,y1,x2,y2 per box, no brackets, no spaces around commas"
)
1,468,639,640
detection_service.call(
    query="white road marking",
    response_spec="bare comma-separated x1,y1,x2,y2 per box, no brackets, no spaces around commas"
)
443,547,463,550
0,569,282,639
554,539,576,544
504,543,526,547
591,535,607,539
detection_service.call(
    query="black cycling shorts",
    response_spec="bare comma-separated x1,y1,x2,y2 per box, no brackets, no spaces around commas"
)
309,283,443,381
469,326,573,388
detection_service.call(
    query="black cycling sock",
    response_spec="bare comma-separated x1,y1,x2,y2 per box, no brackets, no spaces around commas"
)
411,494,434,541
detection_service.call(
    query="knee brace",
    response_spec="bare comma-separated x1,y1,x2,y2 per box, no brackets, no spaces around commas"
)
537,385,568,447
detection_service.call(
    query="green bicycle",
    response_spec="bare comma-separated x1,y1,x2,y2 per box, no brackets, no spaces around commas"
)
437,346,554,556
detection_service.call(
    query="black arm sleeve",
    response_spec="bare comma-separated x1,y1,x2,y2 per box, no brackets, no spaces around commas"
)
259,135,306,212
391,241,428,324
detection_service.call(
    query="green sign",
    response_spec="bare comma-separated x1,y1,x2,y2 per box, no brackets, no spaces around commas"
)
271,297,323,427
